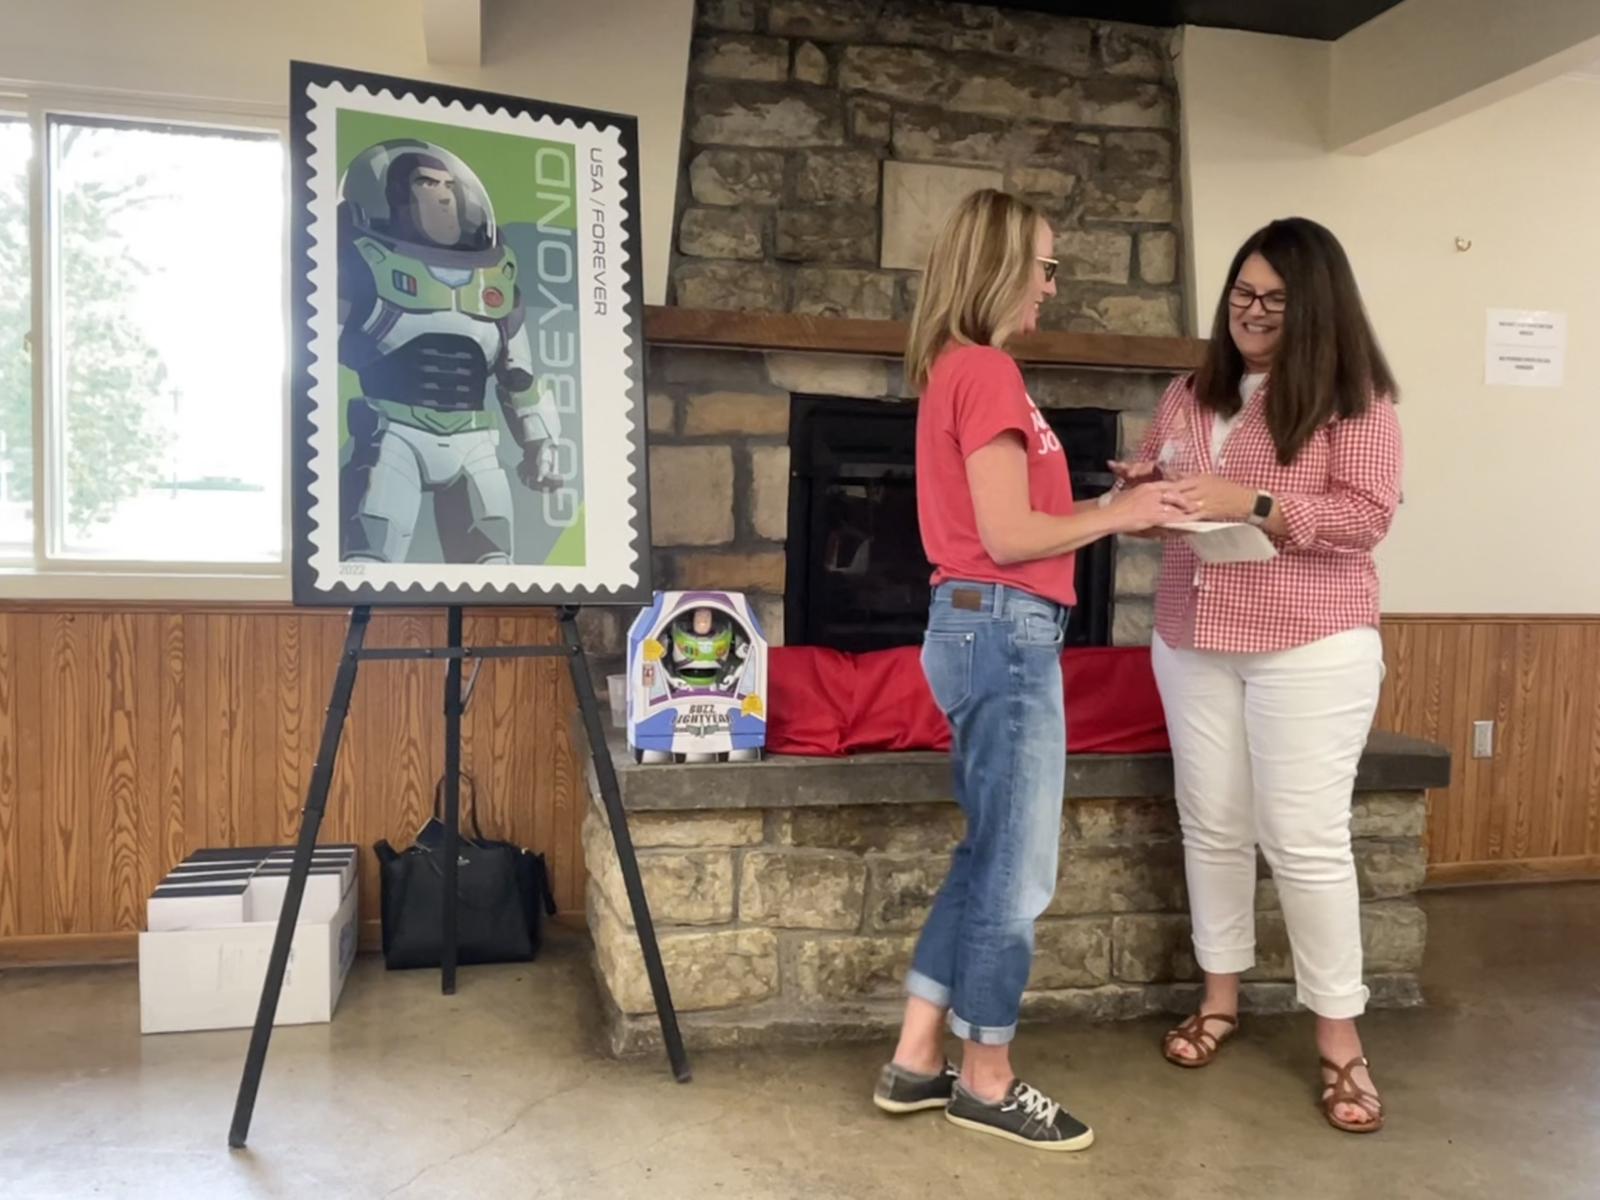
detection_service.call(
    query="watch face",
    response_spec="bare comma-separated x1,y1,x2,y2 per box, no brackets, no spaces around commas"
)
1253,492,1273,518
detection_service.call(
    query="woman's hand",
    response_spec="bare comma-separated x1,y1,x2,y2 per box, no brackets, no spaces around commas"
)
1171,475,1256,522
1102,460,1182,536
1107,458,1162,487
1107,481,1193,534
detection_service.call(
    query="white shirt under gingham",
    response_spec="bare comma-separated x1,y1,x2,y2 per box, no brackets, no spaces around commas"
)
1136,373,1404,654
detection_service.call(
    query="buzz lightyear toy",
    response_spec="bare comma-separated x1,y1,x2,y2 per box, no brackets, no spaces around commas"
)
336,138,566,564
627,592,768,764
664,609,743,690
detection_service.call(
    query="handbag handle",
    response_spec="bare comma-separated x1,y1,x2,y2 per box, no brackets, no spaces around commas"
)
538,855,558,916
432,771,488,844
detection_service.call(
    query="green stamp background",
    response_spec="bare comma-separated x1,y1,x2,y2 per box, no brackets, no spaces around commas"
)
331,109,586,567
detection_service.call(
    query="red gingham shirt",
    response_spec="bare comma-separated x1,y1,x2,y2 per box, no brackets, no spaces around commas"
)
1136,373,1403,654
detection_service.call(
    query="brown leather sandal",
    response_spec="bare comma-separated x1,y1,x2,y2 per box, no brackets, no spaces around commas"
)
1161,1012,1238,1068
1319,1056,1384,1133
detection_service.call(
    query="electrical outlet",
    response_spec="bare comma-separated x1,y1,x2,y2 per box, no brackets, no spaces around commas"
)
1472,721,1494,759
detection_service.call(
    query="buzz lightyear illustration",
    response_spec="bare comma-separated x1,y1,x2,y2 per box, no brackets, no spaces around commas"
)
627,592,768,764
336,138,566,564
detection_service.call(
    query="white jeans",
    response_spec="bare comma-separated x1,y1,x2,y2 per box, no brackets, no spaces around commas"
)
1150,628,1385,1019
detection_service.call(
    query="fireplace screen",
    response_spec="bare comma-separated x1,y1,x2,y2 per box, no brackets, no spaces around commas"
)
785,395,1119,653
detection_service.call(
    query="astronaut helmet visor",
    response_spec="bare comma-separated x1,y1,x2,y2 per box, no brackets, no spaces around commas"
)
341,139,496,250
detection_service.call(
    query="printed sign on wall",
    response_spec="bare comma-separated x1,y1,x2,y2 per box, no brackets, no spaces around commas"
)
1484,309,1566,388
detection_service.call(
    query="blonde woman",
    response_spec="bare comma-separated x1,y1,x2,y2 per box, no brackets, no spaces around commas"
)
871,189,1191,1151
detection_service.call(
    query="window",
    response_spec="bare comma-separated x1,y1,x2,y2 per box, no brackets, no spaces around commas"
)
3,100,286,580
0,117,30,558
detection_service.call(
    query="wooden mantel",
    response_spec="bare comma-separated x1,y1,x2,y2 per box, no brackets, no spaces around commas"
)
643,306,1206,372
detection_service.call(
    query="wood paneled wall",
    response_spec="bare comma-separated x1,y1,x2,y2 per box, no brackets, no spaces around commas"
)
2,605,1597,962
1375,616,1600,886
0,604,585,962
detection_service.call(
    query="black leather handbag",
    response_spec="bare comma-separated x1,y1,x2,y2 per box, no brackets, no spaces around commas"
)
374,774,557,970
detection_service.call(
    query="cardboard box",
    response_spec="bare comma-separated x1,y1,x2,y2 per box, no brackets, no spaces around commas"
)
138,844,360,1034
138,884,358,1035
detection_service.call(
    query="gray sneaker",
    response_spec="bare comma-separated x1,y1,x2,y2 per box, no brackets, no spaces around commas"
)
872,1060,960,1114
944,1079,1095,1151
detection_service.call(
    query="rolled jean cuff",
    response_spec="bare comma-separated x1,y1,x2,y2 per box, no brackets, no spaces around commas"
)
905,968,951,1010
947,1010,1017,1046
1298,982,1369,1020
1192,940,1256,976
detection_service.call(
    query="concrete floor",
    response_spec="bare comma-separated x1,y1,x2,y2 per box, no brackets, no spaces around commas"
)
3,884,1597,1200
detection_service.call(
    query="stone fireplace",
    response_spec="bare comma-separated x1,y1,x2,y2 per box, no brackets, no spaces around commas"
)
599,0,1203,658
565,0,1453,1057
567,0,1202,659
572,329,1448,1057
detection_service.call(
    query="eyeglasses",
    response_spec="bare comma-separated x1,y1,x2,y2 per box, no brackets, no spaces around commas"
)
1228,284,1286,314
1037,256,1058,284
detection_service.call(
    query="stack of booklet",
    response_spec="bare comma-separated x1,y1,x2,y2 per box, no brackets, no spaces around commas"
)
146,844,358,930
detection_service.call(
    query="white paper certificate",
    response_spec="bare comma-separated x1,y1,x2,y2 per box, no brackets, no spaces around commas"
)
1166,521,1278,564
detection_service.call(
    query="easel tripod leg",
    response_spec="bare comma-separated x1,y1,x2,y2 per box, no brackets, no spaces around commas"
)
228,606,371,1149
440,606,464,995
558,609,692,1082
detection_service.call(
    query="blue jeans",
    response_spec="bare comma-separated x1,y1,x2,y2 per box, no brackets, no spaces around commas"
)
907,580,1069,1045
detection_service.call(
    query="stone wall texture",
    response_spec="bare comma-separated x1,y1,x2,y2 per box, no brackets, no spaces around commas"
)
672,0,1184,334
584,788,1431,1054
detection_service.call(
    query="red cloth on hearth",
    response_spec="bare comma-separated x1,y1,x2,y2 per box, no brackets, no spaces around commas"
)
760,646,857,757
765,645,1170,757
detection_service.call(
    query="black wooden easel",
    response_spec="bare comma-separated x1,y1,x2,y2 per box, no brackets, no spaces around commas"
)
227,604,689,1149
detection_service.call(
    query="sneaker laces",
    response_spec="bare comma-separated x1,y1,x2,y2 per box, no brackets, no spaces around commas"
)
1009,1082,1060,1126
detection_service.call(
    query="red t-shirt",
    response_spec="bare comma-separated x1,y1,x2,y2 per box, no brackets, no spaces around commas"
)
916,344,1077,607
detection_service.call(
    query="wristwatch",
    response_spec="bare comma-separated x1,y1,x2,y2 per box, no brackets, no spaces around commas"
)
1245,491,1274,527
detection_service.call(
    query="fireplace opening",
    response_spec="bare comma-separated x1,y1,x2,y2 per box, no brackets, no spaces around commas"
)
784,395,1120,654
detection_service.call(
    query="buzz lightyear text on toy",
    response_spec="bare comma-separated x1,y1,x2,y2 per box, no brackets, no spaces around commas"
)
627,592,768,764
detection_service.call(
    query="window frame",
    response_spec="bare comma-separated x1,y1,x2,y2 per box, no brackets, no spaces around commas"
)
2,84,291,600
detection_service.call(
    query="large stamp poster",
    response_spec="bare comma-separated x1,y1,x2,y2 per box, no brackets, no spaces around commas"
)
289,62,651,605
